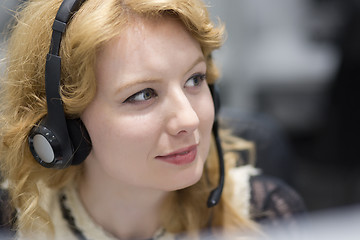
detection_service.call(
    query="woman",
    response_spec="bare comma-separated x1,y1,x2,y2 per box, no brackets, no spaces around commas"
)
0,0,305,239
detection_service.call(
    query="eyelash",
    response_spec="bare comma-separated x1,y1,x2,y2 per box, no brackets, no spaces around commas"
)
123,88,157,104
123,73,206,104
185,73,206,88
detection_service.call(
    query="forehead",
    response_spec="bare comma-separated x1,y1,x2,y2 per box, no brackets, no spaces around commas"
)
95,16,203,84
98,15,199,57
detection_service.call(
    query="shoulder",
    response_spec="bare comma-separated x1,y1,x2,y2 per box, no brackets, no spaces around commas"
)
229,166,306,224
249,174,306,225
0,185,77,240
0,188,15,227
0,187,16,239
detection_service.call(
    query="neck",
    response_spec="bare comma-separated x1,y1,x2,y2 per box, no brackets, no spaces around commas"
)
78,167,169,240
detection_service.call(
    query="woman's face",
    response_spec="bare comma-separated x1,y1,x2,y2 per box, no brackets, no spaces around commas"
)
81,17,214,191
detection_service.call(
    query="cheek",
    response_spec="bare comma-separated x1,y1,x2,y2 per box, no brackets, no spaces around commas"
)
88,115,159,160
83,111,166,187
81,102,161,170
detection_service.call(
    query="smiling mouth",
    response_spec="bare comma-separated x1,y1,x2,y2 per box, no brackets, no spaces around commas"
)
155,145,198,165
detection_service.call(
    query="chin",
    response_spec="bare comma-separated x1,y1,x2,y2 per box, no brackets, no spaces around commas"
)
168,160,205,191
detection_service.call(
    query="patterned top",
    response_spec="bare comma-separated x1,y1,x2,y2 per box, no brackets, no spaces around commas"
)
0,165,306,239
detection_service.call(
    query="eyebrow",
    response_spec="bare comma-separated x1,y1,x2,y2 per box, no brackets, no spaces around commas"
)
185,55,206,75
116,55,206,93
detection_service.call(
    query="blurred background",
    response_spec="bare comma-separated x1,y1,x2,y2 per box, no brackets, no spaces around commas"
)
1,0,359,213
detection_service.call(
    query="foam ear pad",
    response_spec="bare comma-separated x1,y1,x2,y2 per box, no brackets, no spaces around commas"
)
66,118,92,165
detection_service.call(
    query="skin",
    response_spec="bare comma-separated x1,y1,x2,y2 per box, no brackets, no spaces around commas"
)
79,16,214,239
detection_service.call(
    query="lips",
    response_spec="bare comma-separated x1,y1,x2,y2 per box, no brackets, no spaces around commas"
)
155,145,198,165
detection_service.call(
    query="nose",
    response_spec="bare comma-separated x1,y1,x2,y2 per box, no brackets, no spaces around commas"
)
165,90,200,136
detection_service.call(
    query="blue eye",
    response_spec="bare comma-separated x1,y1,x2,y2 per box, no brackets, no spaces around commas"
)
185,73,206,88
123,88,158,103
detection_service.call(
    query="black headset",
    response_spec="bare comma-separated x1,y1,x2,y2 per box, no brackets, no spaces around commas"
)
28,0,91,169
28,0,224,207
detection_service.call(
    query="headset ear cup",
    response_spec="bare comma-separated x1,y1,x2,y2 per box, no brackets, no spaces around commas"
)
29,117,74,169
209,84,221,116
29,118,91,168
66,118,92,165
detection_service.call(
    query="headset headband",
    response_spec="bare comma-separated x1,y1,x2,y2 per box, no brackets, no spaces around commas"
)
45,0,86,127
